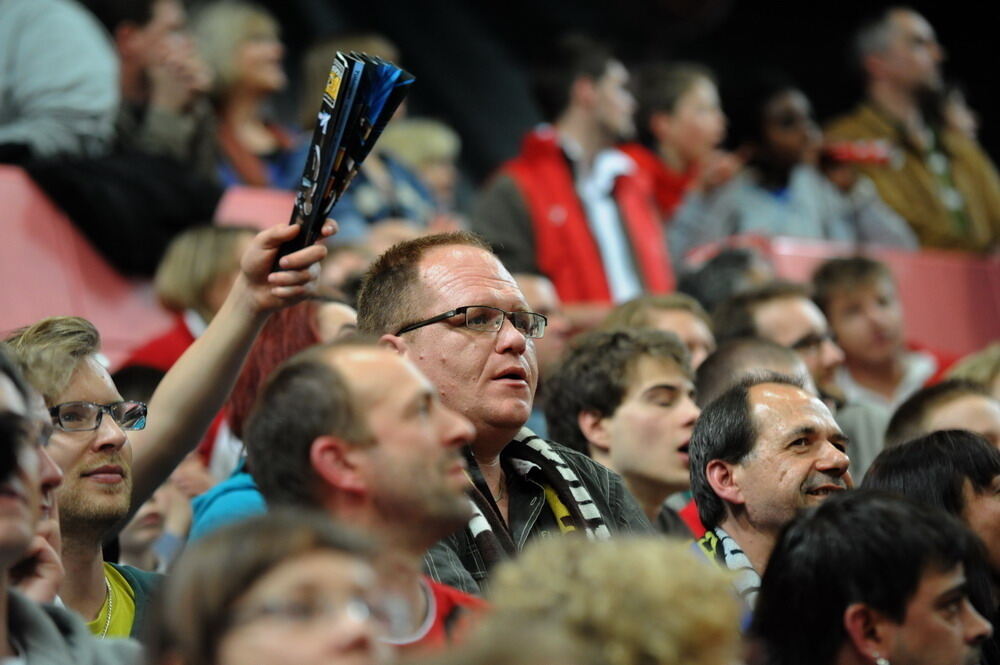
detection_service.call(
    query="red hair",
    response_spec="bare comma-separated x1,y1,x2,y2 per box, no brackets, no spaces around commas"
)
228,300,322,438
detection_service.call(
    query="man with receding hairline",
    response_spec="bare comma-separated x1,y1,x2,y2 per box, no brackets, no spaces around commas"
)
826,7,1000,252
357,232,650,594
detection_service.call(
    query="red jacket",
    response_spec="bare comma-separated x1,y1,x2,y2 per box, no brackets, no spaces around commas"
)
619,142,696,221
504,128,674,303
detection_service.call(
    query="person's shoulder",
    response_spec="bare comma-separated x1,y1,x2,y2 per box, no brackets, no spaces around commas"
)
824,103,884,140
6,590,142,665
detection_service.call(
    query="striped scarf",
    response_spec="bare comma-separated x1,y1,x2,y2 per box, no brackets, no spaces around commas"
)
697,526,761,609
465,427,612,572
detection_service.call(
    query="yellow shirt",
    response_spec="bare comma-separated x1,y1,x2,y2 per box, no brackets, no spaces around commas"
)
85,563,136,639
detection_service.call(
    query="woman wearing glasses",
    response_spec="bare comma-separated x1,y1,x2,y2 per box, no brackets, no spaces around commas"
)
149,510,392,665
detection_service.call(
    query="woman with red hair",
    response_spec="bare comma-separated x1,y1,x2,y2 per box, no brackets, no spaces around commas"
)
188,297,356,540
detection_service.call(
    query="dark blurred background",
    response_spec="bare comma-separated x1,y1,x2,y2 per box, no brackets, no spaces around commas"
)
256,0,997,183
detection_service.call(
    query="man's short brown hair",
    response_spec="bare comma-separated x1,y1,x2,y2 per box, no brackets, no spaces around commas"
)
4,316,101,404
545,328,692,455
243,339,378,508
356,231,491,336
711,281,811,345
602,293,710,331
812,256,895,315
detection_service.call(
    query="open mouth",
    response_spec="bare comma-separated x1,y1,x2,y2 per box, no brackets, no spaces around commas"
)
495,367,528,382
805,486,844,497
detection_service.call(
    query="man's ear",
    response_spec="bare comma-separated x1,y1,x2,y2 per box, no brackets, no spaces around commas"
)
310,435,367,494
379,333,407,356
706,459,744,506
843,602,893,663
578,410,611,456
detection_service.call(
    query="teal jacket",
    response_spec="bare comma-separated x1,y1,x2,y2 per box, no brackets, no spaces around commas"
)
108,562,162,639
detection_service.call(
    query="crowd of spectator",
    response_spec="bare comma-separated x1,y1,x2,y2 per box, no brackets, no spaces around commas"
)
2,2,1000,665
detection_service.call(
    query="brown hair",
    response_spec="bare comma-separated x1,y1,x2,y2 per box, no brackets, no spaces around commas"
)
243,339,376,508
811,255,895,315
148,509,373,665
885,379,993,448
154,225,255,316
602,293,710,331
635,62,716,146
4,316,101,404
711,281,811,344
355,231,491,336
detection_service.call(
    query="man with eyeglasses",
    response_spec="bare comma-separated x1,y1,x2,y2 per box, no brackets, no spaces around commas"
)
356,232,651,595
712,280,887,478
4,221,331,638
2,347,140,663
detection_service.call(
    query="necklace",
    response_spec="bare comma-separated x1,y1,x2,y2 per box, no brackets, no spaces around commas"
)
491,471,506,502
99,577,113,639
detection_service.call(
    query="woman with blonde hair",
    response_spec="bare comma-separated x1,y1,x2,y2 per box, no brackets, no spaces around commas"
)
487,537,741,665
193,1,306,188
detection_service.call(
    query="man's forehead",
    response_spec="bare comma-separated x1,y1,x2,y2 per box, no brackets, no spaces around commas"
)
57,356,121,404
418,245,526,307
325,346,429,403
755,297,825,341
749,382,837,431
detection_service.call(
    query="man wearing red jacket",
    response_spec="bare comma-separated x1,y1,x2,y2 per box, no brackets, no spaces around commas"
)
471,35,673,309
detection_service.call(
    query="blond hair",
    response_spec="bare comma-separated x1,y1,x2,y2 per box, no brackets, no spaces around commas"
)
4,316,101,404
298,33,400,129
192,1,281,98
487,537,740,665
154,225,255,315
602,293,711,330
948,343,1000,390
379,118,460,168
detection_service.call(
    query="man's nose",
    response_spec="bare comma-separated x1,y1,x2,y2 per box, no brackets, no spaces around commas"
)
92,414,127,452
495,315,528,354
821,338,845,370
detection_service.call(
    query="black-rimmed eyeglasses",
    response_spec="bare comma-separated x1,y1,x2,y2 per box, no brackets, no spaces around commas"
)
395,305,547,339
49,400,148,432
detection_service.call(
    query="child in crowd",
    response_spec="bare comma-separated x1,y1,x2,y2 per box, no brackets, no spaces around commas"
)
623,62,740,222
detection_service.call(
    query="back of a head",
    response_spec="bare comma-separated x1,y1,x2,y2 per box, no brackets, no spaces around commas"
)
677,248,774,315
154,225,255,316
149,509,372,665
689,372,804,529
695,338,803,408
863,429,1000,516
4,316,101,404
811,255,894,317
488,536,741,665
711,281,810,346
243,341,372,508
227,299,325,439
544,328,691,455
378,117,461,169
948,343,1000,394
355,231,490,337
751,489,977,665
885,379,990,448
532,34,615,123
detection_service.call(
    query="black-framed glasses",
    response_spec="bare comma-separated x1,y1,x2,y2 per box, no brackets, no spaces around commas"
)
395,305,547,339
49,400,147,432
